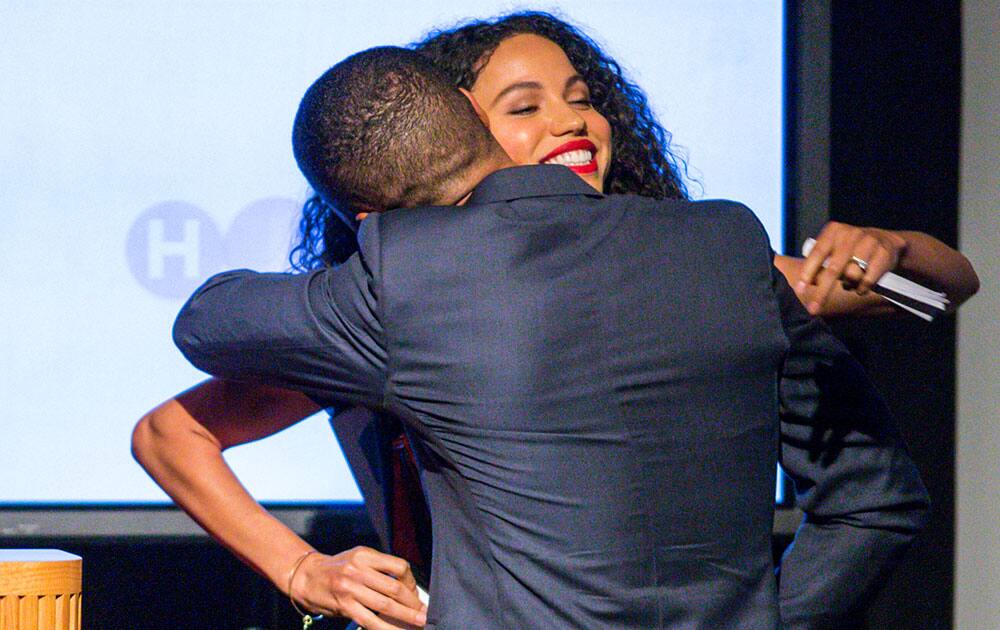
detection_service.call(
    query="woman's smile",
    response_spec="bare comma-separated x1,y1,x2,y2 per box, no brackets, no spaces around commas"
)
539,139,599,174
470,33,612,192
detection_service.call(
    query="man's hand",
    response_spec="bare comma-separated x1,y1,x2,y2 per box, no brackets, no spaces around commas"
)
290,546,427,630
796,221,908,315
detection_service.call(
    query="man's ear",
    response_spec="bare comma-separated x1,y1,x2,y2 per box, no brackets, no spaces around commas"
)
460,88,490,130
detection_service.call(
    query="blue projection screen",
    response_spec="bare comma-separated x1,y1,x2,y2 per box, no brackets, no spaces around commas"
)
0,2,784,508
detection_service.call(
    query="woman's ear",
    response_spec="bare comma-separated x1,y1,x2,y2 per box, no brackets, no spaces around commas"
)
459,88,490,130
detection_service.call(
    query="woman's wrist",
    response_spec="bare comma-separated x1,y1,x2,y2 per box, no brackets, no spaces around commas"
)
877,228,910,271
287,549,322,617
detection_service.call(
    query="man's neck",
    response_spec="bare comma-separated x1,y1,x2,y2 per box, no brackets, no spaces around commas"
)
447,155,518,207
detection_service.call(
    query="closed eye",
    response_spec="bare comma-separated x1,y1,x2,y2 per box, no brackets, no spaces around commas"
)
509,105,538,115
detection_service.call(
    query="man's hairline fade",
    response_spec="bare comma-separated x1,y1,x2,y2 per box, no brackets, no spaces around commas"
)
291,46,503,215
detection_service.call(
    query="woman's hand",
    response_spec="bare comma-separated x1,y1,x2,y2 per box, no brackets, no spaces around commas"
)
290,546,427,630
795,221,908,315
132,383,427,628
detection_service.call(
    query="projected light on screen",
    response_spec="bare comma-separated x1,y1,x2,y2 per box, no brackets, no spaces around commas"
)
0,1,784,506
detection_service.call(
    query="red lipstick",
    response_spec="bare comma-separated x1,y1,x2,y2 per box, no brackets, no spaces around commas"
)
539,139,598,175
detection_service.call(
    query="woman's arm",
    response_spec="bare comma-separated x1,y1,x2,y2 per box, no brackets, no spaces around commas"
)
776,222,980,317
131,379,427,629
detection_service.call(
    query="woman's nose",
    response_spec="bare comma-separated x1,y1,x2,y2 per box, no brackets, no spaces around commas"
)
549,104,587,136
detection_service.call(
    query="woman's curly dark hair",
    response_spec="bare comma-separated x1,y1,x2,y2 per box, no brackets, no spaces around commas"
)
290,10,689,270
416,11,689,200
291,195,360,268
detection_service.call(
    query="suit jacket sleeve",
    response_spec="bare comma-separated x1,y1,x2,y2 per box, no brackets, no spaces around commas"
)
172,217,387,409
773,260,931,629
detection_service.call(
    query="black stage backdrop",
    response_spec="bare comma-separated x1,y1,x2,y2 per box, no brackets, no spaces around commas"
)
828,2,960,628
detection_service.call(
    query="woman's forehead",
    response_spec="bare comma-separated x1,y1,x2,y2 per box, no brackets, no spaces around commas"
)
472,34,581,96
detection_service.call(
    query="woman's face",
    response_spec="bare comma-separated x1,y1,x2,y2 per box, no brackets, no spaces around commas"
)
470,34,612,193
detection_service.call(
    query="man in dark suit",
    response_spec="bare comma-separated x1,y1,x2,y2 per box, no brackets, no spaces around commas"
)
174,47,929,629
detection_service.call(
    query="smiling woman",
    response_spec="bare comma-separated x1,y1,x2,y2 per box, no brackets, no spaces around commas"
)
415,12,689,201
468,34,612,193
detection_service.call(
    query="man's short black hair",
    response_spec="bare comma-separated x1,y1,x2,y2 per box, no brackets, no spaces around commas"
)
293,46,501,213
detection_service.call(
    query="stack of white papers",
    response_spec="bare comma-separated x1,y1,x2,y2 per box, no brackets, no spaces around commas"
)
801,238,949,321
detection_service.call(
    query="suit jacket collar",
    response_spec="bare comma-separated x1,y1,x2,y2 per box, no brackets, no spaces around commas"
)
467,164,604,206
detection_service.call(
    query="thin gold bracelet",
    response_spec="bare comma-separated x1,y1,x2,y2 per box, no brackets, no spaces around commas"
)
287,549,323,626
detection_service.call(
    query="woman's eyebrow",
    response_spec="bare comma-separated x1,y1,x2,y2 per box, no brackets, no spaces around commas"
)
490,75,587,106
491,81,542,106
563,74,590,94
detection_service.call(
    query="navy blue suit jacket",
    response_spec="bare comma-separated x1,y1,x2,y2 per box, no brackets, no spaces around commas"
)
175,165,928,629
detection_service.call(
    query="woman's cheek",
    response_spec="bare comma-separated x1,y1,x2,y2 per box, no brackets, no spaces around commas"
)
492,121,541,166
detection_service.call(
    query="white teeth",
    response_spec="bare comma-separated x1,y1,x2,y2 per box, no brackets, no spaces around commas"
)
543,149,593,166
